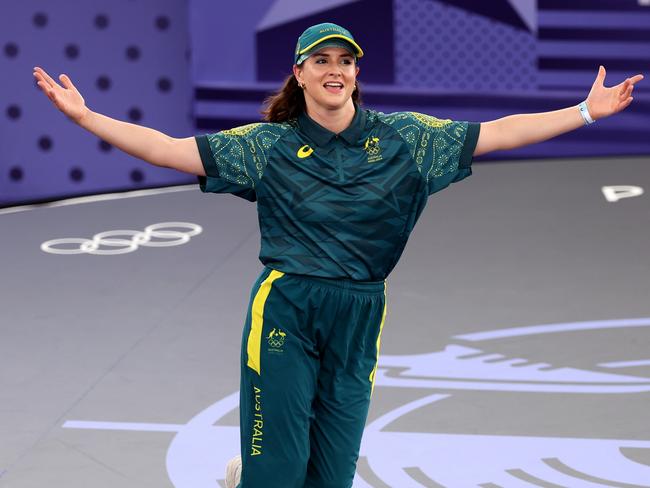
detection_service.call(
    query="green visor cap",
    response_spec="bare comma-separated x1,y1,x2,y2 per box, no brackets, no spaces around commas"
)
294,22,364,65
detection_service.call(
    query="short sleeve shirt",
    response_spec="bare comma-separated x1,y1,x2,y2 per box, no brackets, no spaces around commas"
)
195,105,480,281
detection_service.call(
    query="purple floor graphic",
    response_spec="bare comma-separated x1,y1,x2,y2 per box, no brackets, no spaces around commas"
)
62,318,650,487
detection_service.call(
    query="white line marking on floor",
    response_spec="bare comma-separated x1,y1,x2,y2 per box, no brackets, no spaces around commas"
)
0,185,197,216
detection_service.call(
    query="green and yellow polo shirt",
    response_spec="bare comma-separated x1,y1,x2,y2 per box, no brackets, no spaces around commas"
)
196,105,480,281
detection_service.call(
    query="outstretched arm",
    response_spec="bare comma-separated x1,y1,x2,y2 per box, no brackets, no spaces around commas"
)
474,66,644,157
33,66,205,176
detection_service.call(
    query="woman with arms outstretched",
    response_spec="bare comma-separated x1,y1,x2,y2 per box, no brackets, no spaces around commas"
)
34,22,643,488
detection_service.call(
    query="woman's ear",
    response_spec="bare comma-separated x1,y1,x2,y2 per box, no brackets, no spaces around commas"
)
292,64,302,84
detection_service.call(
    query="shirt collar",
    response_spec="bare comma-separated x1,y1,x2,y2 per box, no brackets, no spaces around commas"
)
298,103,366,146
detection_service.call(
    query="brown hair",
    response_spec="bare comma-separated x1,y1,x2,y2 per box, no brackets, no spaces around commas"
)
261,74,362,123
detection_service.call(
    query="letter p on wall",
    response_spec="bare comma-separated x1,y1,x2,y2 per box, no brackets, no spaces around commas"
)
602,186,644,202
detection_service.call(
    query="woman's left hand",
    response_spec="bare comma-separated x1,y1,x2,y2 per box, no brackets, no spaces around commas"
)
586,66,644,120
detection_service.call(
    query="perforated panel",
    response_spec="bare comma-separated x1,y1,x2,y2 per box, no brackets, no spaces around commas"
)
394,0,536,91
1,1,194,206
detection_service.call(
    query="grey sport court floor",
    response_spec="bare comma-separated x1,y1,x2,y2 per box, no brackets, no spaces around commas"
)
1,155,650,488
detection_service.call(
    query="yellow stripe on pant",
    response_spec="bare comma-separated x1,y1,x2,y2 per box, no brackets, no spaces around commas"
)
247,269,285,375
369,282,387,395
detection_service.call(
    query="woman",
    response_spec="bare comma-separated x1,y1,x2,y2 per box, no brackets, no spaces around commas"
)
34,22,643,488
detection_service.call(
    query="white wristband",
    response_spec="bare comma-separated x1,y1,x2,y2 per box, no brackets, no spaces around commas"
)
578,101,595,125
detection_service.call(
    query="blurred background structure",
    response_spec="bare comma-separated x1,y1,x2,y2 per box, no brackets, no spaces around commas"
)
1,0,649,205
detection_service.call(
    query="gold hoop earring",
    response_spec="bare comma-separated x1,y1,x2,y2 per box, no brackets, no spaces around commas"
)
299,82,306,89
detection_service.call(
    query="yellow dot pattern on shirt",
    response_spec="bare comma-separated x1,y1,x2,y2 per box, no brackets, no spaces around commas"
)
222,123,263,137
409,112,452,129
208,123,289,187
383,112,465,183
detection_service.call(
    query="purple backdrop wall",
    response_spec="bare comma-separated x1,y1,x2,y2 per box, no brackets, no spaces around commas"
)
1,0,195,207
2,0,649,207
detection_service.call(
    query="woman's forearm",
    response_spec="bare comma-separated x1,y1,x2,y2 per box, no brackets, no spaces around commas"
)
494,104,586,151
77,109,175,168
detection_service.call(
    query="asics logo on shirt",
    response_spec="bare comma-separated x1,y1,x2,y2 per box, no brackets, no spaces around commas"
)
297,144,314,158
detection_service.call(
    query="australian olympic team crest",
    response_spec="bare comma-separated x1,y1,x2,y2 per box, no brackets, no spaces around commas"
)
63,317,650,487
266,327,286,353
364,136,383,163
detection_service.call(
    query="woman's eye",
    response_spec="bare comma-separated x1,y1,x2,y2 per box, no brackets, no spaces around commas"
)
315,58,326,64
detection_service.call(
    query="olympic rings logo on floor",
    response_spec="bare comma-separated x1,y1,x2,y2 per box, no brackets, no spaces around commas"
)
40,222,203,255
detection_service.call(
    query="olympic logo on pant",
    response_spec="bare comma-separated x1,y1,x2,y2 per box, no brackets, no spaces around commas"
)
40,222,203,255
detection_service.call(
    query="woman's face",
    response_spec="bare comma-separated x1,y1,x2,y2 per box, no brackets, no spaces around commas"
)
293,47,360,112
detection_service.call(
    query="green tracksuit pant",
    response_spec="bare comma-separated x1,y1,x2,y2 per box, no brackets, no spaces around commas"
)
237,266,387,488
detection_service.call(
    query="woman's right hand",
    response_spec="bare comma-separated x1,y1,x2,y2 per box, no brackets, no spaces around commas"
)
33,66,89,124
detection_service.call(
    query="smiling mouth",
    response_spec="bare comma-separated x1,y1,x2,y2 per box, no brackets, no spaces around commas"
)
323,82,344,92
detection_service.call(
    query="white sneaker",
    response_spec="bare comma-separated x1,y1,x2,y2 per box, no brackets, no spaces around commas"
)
225,455,242,488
